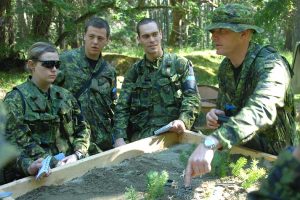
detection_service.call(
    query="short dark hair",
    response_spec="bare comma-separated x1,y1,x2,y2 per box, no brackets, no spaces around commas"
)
85,17,110,38
136,18,160,36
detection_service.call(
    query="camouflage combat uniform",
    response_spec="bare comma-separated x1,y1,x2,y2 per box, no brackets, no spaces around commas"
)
113,53,201,141
3,78,90,178
204,4,297,155
211,43,297,155
0,102,17,169
55,47,117,153
248,148,300,200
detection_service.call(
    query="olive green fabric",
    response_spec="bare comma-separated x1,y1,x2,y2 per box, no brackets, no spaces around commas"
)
55,47,117,153
248,149,300,200
211,43,297,155
4,78,90,176
0,102,17,169
205,3,264,33
113,53,201,141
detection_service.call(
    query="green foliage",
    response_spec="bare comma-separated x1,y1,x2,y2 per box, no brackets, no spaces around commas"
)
211,151,230,178
254,0,295,49
0,71,28,93
281,50,293,65
145,170,169,200
229,157,247,177
125,185,138,200
179,144,196,167
230,158,267,189
241,160,267,189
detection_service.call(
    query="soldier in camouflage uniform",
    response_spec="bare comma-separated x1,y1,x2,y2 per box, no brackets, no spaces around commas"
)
113,18,200,147
2,42,90,183
0,102,17,169
247,145,300,200
55,17,117,154
184,3,297,186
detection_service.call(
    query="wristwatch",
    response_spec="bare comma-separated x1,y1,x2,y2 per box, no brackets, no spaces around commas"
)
204,137,218,150
75,151,85,160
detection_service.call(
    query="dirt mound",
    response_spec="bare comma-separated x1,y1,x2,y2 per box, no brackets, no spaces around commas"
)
104,54,139,76
17,144,254,200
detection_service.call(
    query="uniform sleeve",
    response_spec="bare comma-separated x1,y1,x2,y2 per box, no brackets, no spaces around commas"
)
53,64,66,87
54,52,69,87
247,149,300,200
4,91,48,176
109,66,118,109
177,59,201,129
212,58,291,149
112,66,137,139
69,95,90,154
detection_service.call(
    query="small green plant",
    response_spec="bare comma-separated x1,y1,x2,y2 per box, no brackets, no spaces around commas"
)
145,170,169,200
230,158,267,189
211,151,231,177
125,185,138,200
229,157,247,177
241,159,267,189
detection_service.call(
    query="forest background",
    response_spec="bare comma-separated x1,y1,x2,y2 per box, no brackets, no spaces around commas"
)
0,0,299,61
0,0,299,97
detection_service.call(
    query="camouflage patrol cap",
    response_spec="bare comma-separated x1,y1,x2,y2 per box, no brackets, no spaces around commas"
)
205,3,264,33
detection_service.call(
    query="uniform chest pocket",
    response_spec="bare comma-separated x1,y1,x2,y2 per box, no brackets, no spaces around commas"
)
59,105,75,136
130,82,152,113
157,78,176,105
24,113,60,145
90,77,111,95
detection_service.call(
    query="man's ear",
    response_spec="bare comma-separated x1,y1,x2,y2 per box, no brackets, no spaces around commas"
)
241,30,252,37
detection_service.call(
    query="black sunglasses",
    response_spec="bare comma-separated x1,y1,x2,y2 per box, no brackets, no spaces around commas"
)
38,60,60,69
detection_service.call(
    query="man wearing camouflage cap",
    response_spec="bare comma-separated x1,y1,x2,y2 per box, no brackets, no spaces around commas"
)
113,18,200,147
184,3,297,186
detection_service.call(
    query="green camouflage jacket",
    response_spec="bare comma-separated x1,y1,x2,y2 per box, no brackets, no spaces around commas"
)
212,43,297,154
0,102,17,168
248,149,300,200
4,78,90,176
55,47,117,153
113,53,201,141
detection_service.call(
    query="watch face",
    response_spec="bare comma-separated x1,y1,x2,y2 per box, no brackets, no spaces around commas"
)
75,151,84,160
204,138,216,149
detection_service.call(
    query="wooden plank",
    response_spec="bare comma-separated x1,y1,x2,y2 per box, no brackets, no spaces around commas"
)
179,131,277,162
230,146,277,162
0,132,179,199
0,131,277,199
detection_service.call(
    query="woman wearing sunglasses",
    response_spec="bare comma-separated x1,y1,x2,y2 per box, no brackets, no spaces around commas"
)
2,42,90,183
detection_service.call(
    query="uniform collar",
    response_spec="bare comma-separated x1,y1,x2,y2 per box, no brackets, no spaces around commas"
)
143,53,164,70
28,77,51,99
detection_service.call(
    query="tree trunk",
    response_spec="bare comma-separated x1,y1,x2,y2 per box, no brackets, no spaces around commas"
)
57,11,64,49
284,26,293,51
31,0,54,40
168,0,185,46
163,0,169,43
0,0,10,50
292,0,300,51
6,1,13,47
16,0,28,40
